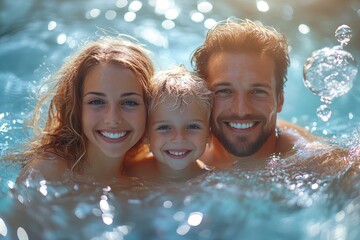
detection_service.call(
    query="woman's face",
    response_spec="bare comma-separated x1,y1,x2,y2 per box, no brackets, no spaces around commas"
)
82,63,146,161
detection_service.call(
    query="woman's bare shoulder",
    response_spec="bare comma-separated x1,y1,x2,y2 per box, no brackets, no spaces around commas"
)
17,153,70,183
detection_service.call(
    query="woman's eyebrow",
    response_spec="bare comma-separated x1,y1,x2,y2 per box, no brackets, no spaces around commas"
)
121,92,143,97
83,92,142,97
83,91,105,97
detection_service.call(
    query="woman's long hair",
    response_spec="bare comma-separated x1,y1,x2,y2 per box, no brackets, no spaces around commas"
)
11,36,154,172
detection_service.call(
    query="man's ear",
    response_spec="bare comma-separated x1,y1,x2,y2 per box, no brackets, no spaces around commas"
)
277,91,284,113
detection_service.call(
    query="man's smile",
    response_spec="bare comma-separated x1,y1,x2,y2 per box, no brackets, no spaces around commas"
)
228,122,256,129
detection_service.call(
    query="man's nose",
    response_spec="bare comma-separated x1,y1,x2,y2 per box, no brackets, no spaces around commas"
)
231,92,251,114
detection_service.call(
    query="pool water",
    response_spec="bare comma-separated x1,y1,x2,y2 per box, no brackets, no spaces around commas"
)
1,0,360,239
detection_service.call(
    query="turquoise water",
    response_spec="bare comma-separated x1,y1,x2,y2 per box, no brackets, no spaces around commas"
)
1,0,360,239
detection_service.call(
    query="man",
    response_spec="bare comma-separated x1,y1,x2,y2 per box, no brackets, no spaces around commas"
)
191,19,324,169
128,19,350,175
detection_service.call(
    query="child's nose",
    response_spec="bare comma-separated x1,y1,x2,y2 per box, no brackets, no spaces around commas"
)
172,129,186,142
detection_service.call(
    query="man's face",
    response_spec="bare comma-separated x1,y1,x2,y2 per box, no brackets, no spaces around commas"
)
207,52,284,157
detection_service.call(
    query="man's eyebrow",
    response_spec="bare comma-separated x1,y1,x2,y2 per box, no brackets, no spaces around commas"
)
251,83,272,89
211,82,232,87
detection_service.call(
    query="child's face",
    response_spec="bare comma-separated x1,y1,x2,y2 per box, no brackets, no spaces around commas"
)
82,63,146,162
147,95,210,170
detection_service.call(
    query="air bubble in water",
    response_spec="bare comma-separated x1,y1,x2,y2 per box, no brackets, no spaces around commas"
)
316,104,332,122
335,25,352,47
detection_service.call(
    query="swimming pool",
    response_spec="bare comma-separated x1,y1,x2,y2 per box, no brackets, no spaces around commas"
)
1,0,360,239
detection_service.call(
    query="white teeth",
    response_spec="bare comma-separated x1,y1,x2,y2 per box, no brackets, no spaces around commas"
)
229,122,254,129
168,150,187,156
101,131,127,139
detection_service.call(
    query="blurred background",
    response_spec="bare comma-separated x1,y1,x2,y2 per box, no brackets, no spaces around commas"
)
1,0,359,142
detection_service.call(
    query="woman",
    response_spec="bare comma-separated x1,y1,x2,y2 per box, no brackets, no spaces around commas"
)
14,36,154,184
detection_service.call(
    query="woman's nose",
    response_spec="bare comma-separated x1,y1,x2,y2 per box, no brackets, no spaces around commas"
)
105,106,122,126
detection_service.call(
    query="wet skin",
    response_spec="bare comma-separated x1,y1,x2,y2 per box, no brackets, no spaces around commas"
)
201,52,284,166
82,63,146,175
147,95,210,171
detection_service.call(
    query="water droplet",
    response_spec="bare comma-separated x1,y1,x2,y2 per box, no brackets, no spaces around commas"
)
303,25,358,122
349,112,353,119
303,47,357,101
317,104,332,122
335,25,352,47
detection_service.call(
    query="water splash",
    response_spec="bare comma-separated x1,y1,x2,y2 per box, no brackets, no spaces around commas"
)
303,25,358,122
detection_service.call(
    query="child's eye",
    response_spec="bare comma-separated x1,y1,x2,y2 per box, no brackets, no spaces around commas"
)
156,125,170,131
188,124,201,130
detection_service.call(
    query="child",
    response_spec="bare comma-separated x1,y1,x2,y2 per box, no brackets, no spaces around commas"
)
128,65,213,182
10,36,154,185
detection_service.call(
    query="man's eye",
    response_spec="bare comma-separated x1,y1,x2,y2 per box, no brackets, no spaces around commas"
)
215,89,231,95
252,89,268,96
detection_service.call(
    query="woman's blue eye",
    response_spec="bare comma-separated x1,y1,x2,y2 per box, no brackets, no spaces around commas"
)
89,99,104,105
123,100,139,106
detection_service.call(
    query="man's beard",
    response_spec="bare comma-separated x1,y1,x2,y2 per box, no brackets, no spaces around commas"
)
211,120,273,157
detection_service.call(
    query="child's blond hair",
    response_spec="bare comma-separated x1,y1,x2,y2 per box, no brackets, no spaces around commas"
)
149,65,213,118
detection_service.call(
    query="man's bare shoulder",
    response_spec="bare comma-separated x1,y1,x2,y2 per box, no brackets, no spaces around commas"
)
277,119,319,141
276,119,321,154
17,153,69,183
277,119,352,175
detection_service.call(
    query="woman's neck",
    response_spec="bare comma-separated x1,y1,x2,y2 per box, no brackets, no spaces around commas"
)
77,150,125,183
